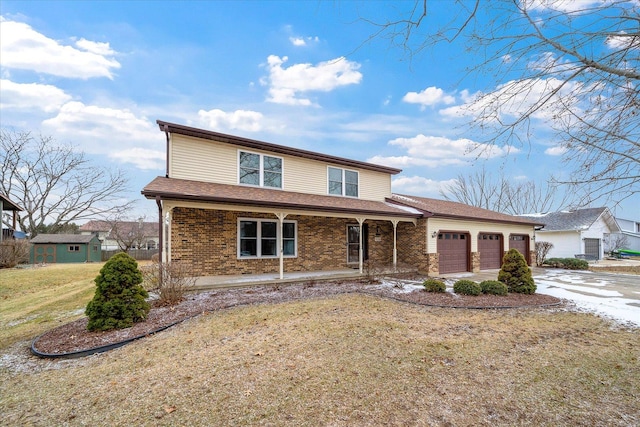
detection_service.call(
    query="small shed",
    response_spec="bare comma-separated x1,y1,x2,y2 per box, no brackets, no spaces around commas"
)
30,234,102,263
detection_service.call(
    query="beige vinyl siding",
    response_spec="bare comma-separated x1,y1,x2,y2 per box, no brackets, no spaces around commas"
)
359,169,392,200
170,134,237,184
170,134,394,201
425,217,534,253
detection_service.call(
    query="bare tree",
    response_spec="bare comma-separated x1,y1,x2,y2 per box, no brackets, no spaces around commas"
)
105,216,150,253
604,233,629,255
535,241,554,266
0,129,132,236
366,0,639,206
440,166,578,214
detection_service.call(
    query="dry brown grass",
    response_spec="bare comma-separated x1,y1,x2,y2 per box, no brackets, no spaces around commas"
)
2,294,638,426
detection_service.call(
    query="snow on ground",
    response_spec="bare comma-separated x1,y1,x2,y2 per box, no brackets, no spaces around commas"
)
535,270,640,328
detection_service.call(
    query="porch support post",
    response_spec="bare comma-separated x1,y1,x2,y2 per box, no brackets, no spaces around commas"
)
391,219,400,270
355,217,366,274
276,212,288,280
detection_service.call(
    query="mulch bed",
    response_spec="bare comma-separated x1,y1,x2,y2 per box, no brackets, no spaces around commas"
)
32,280,562,356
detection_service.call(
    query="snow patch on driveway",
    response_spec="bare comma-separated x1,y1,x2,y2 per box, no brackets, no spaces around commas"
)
535,270,639,327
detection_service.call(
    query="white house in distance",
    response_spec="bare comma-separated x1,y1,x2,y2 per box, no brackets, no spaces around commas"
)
520,207,621,260
79,220,159,251
615,217,640,252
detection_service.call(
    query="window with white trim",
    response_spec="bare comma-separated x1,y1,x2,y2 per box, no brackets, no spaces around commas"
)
239,151,282,188
238,219,297,258
328,167,358,197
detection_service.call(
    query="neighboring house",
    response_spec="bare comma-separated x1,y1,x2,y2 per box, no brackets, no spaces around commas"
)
30,234,102,263
1,194,23,242
142,120,542,279
79,220,159,251
520,207,621,260
614,217,640,252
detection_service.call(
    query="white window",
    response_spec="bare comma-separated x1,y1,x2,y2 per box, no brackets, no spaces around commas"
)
68,245,80,252
238,219,297,258
239,151,282,188
328,167,358,197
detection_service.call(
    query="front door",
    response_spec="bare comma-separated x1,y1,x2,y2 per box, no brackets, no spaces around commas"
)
347,224,368,264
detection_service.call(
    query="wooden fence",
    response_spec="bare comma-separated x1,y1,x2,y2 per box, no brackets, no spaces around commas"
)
101,249,159,262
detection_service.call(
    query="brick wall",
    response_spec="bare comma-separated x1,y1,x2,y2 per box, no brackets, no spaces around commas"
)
396,219,430,273
170,208,401,276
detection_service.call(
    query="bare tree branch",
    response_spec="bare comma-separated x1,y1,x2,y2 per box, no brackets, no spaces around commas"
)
0,129,133,236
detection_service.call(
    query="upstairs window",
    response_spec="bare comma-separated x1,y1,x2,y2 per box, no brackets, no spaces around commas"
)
328,167,358,197
239,151,282,188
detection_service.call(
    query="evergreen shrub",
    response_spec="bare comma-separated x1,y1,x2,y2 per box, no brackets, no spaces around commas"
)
480,280,508,296
453,279,481,296
423,278,446,293
498,249,536,294
85,252,150,331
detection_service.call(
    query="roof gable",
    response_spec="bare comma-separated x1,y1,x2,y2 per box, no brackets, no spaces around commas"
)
1,194,23,211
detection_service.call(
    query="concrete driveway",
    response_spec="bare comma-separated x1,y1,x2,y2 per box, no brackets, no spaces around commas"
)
442,267,640,327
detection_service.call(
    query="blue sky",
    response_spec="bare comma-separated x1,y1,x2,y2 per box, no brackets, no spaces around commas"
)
1,0,637,220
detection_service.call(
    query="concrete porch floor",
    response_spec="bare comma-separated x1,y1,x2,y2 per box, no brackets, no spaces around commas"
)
190,266,418,291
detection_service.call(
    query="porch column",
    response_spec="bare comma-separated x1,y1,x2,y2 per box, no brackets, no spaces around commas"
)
276,213,288,280
355,217,366,274
391,219,399,270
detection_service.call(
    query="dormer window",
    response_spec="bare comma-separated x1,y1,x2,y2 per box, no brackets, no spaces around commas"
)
239,151,282,188
328,167,358,197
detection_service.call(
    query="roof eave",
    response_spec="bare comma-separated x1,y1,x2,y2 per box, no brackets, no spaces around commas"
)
143,190,421,219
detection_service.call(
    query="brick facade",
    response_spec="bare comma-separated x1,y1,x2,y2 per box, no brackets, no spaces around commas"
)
170,208,401,276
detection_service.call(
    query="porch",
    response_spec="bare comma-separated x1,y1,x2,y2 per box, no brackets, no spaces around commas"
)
189,265,418,291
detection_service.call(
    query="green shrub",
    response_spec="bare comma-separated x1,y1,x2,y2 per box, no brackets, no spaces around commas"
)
423,278,446,293
453,279,481,296
498,249,536,294
85,252,150,331
480,280,508,296
544,258,589,270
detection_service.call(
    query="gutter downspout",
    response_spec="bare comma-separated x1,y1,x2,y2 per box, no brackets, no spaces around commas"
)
163,124,170,178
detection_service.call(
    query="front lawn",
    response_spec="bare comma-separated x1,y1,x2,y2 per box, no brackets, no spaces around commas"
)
1,292,638,426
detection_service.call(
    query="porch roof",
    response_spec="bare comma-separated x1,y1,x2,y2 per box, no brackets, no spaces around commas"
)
142,176,422,219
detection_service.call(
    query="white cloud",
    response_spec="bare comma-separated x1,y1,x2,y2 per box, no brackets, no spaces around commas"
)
289,36,319,47
545,145,568,156
40,101,163,169
402,86,456,109
110,147,165,170
198,108,264,132
606,31,640,50
440,77,582,124
0,79,72,112
368,134,518,168
0,18,120,79
391,176,457,197
263,55,362,106
524,0,601,13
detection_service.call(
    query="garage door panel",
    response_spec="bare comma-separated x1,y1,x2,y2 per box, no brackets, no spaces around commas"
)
478,234,502,270
438,232,469,274
509,235,529,264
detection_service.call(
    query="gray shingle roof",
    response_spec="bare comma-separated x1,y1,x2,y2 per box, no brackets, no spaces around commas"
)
30,234,97,244
519,207,618,232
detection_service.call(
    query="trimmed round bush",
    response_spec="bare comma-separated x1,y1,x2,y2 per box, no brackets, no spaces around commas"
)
85,252,150,331
480,280,508,296
453,279,481,296
423,278,446,293
498,249,536,294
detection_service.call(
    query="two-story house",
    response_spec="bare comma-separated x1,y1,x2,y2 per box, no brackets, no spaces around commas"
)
142,121,541,279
